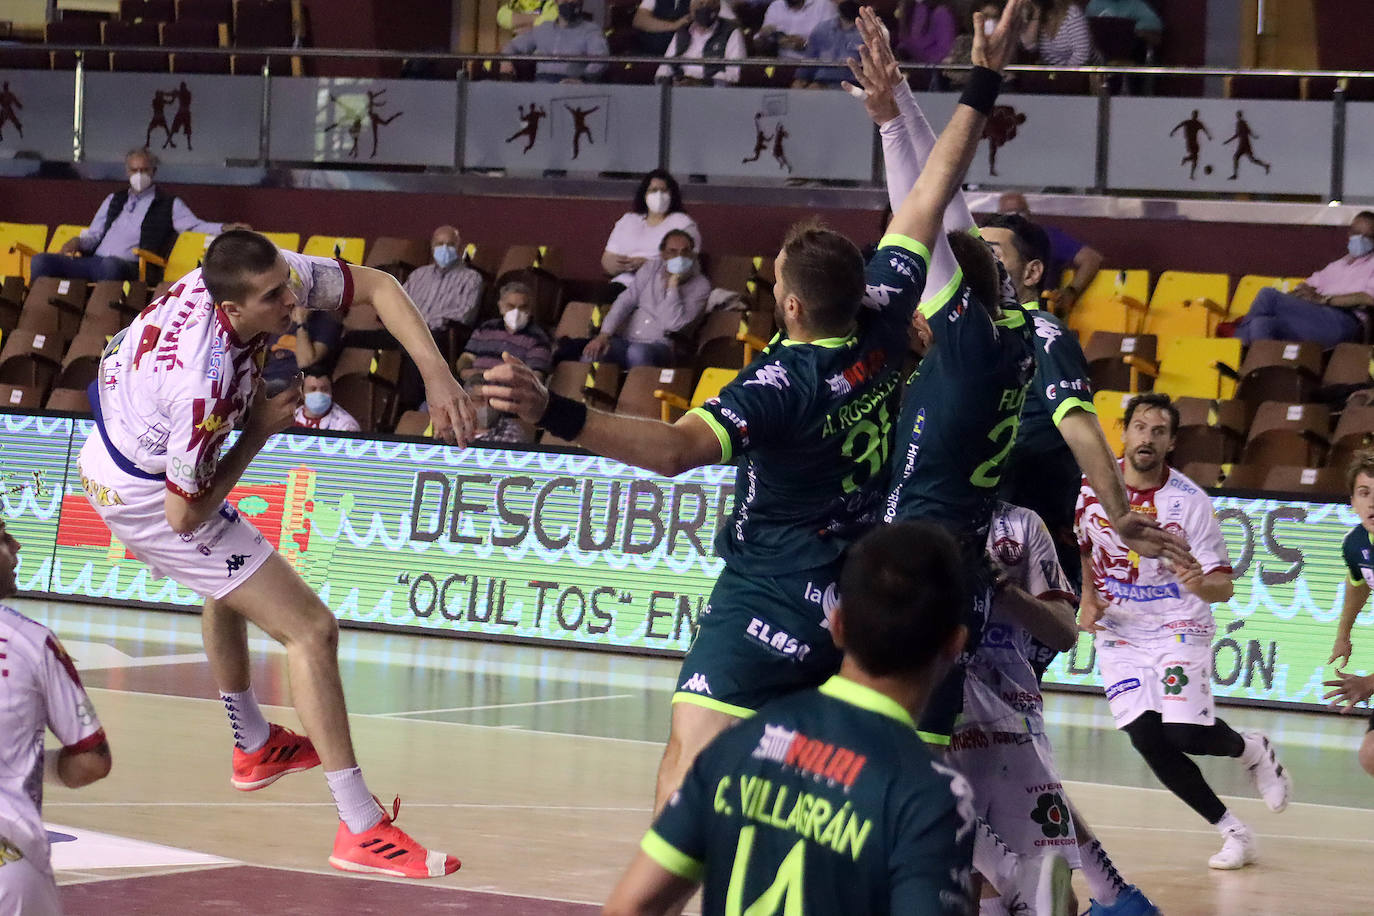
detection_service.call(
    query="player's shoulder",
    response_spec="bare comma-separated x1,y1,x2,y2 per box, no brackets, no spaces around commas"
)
0,603,55,657
1162,467,1207,500
730,340,813,396
1343,524,1370,554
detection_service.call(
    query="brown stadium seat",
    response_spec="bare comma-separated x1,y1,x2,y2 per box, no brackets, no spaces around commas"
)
1236,340,1323,415
1084,331,1157,393
541,360,622,448
0,384,41,410
616,365,694,421
0,328,65,394
0,43,52,69
1260,465,1346,497
1242,401,1331,468
231,0,297,76
496,244,562,279
23,277,88,341
120,0,176,21
694,310,774,372
393,409,432,438
554,301,600,342
79,283,131,338
47,19,104,71
163,19,232,74
330,373,393,433
1218,463,1268,491
1171,397,1247,466
365,237,429,283
103,19,168,72
1326,406,1374,473
1322,342,1374,399
178,0,234,27
1179,461,1223,488
45,387,92,413
56,331,110,390
462,243,503,281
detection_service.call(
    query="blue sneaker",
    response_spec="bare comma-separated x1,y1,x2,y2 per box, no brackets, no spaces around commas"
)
1087,885,1161,916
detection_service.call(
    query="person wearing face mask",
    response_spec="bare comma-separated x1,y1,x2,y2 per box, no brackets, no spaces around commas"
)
633,0,736,55
1235,211,1374,347
792,0,866,88
32,147,240,284
501,0,610,83
401,225,485,332
455,281,551,442
293,368,361,432
561,229,710,368
756,0,835,59
655,0,747,86
601,170,702,292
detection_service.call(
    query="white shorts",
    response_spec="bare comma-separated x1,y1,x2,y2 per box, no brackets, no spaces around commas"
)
0,845,58,916
77,435,272,600
948,673,1081,868
1096,632,1215,729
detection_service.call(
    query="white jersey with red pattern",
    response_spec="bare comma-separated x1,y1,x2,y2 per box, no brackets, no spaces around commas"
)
966,502,1077,733
0,605,104,873
1075,463,1231,644
292,402,360,432
93,251,352,501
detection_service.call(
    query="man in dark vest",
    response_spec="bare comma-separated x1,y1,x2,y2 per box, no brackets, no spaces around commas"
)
654,0,746,85
32,148,237,284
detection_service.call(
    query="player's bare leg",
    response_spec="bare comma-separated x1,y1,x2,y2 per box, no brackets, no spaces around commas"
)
654,703,739,814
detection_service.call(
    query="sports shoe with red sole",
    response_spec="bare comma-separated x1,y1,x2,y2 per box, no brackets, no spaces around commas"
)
329,796,461,879
231,723,321,791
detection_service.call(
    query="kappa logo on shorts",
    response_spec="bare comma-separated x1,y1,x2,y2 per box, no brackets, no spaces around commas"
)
1104,677,1141,700
680,673,712,695
1162,666,1189,695
225,553,250,576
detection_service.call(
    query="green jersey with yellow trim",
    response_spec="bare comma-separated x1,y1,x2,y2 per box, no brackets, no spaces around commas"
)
1342,525,1374,589
642,675,975,916
883,281,1035,547
690,237,929,576
1013,304,1095,458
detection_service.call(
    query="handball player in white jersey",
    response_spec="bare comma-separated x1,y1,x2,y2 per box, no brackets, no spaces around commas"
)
78,230,474,877
1076,393,1290,871
0,517,112,915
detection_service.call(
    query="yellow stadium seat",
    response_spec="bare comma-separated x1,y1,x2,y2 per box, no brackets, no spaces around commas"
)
1066,268,1151,338
1230,275,1285,319
1154,337,1242,400
260,232,301,252
692,368,736,407
302,235,365,264
1092,389,1134,457
0,223,50,282
1142,271,1230,338
47,224,86,253
160,231,213,282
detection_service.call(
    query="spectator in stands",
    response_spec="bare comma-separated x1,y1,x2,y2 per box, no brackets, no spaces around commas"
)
1236,212,1374,348
1085,0,1162,49
997,192,1103,311
1021,0,1098,66
938,2,1001,87
601,170,701,292
501,0,610,82
755,0,834,59
793,0,864,88
261,302,345,387
293,368,361,432
402,225,485,332
558,229,710,367
497,0,558,39
893,0,957,66
635,0,736,54
32,148,237,283
455,281,551,443
655,0,747,86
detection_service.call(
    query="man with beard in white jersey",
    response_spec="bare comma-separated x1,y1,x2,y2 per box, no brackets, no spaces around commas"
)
0,516,111,915
78,230,474,878
1077,393,1291,870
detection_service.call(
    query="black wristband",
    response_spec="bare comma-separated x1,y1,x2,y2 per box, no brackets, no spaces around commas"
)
539,392,588,441
959,66,1002,116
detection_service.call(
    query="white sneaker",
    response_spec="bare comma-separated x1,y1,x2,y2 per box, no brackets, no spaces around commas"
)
1208,824,1258,870
1241,731,1292,812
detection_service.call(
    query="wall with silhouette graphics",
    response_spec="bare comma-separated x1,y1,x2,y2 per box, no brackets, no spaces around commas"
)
269,77,457,166
83,74,261,166
0,71,74,162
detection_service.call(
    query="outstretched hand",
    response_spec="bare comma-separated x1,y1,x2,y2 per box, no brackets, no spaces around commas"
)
423,370,477,447
842,8,904,125
480,353,551,425
1323,669,1374,712
971,0,1026,74
1112,511,1195,570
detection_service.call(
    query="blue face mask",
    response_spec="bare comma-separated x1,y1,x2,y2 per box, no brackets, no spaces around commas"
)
666,255,693,275
304,391,332,415
1349,235,1374,259
433,244,459,268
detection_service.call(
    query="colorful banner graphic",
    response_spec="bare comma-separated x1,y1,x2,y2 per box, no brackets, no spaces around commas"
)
1,411,1368,709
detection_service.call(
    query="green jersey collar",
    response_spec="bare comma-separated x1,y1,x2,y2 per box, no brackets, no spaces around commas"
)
818,675,916,729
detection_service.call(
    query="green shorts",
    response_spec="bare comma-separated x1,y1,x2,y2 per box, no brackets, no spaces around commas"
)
672,563,844,718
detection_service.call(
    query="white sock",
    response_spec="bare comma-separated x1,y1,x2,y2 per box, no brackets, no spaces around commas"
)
326,767,383,834
978,897,1007,916
1239,732,1264,766
1216,810,1245,836
1078,839,1127,906
220,689,270,752
972,817,1020,895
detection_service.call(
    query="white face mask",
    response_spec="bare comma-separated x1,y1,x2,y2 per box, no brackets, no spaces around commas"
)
504,309,530,332
666,255,693,275
129,171,152,193
303,391,332,415
983,18,996,36
645,190,671,215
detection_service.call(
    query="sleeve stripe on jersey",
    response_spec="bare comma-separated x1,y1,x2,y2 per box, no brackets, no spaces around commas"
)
917,729,952,746
1050,397,1095,427
1349,572,1364,587
64,728,106,755
336,259,355,314
687,407,734,464
878,233,932,266
641,830,704,882
45,635,86,688
918,266,964,319
1203,565,1234,577
166,479,211,502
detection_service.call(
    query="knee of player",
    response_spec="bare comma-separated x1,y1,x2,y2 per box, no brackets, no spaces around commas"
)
1358,733,1374,777
286,608,339,653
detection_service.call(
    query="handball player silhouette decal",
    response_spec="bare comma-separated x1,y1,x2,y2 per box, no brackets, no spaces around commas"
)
740,98,793,173
504,96,609,160
321,88,403,159
506,103,547,153
1169,109,1271,180
983,104,1025,177
0,82,23,142
146,82,194,151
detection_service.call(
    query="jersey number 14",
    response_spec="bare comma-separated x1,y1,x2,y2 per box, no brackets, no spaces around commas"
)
726,825,806,916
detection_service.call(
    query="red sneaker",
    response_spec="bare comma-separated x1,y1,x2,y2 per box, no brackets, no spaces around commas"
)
231,724,321,791
329,797,461,879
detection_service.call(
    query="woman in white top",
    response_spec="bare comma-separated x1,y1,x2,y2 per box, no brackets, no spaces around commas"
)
1022,0,1098,66
601,169,702,289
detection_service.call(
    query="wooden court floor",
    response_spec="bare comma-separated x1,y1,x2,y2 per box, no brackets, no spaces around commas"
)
17,598,1374,915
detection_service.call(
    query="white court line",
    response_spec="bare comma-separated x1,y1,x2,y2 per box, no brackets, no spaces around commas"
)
381,693,634,717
